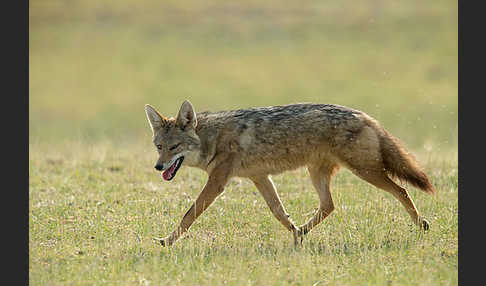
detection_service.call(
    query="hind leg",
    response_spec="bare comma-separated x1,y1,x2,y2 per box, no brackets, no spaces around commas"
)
352,170,429,230
299,162,338,236
250,175,302,246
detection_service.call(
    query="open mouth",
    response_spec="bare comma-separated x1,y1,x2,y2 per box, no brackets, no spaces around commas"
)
162,156,184,181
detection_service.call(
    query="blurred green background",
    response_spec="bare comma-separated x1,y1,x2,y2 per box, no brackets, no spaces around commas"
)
29,0,457,152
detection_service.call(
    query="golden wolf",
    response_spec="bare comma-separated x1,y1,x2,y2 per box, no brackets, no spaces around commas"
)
145,100,434,247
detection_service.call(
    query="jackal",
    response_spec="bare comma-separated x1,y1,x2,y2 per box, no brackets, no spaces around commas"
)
144,100,434,247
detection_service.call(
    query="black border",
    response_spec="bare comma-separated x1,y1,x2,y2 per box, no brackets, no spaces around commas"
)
458,1,480,285
5,0,29,285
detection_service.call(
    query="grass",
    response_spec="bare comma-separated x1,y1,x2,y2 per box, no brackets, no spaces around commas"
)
30,1,457,285
29,142,457,285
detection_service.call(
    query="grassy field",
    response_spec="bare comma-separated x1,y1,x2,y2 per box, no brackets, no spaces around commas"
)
30,1,457,285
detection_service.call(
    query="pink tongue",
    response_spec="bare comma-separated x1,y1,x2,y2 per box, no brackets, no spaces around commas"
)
162,162,176,181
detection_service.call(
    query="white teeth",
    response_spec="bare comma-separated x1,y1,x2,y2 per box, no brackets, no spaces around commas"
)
162,154,183,170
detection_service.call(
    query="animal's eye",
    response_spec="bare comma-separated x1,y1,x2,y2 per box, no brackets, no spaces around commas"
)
156,144,162,150
169,143,181,151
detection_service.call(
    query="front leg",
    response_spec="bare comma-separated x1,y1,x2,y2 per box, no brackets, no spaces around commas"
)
158,156,232,247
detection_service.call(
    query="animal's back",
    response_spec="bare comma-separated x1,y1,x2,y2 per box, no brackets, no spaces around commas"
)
196,103,369,176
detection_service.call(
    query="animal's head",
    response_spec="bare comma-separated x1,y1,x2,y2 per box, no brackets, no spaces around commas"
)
144,100,201,181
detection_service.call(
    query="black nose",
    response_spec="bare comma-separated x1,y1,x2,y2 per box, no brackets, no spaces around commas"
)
154,164,163,171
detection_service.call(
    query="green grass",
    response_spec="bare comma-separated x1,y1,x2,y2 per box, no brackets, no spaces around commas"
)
29,142,457,285
30,1,457,285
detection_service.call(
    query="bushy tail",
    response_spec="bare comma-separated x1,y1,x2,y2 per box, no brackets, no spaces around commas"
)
379,129,435,194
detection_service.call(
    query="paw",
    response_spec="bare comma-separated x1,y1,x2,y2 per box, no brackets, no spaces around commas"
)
298,224,310,236
421,218,430,231
153,236,172,247
292,226,304,246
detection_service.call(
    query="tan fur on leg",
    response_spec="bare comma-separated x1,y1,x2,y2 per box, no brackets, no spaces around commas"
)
299,162,338,235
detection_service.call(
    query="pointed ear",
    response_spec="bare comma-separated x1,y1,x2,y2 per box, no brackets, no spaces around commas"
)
144,104,166,134
176,100,197,129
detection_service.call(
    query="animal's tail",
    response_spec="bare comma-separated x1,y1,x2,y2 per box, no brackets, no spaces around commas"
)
378,128,435,194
